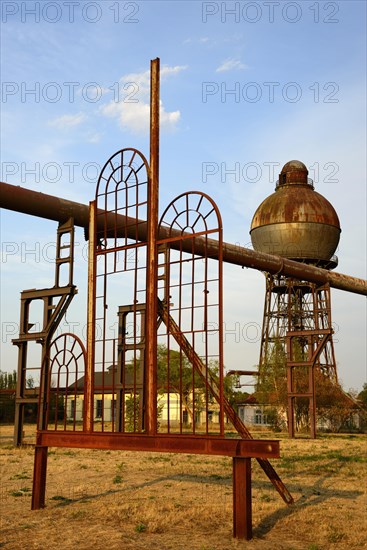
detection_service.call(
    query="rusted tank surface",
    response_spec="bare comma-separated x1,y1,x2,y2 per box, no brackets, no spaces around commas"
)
250,160,341,264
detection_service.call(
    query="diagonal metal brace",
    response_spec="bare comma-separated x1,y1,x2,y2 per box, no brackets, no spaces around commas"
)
158,298,294,505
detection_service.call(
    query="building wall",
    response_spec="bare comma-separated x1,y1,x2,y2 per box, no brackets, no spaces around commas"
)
237,404,270,427
67,392,221,426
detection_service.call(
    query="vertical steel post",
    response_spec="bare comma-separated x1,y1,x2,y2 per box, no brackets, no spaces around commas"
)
85,201,96,432
309,339,317,439
145,58,160,434
287,334,295,438
31,446,48,509
233,457,252,539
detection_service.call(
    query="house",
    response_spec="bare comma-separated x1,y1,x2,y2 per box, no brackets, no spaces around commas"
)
67,365,221,429
236,393,366,433
237,395,271,428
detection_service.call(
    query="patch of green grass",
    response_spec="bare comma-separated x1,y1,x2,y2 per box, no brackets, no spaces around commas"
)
209,473,230,481
280,451,365,472
260,493,273,502
9,486,30,497
145,455,171,463
63,450,77,457
324,450,366,462
327,528,345,543
135,523,147,533
50,495,72,505
113,475,123,484
279,457,296,470
10,472,30,480
70,510,87,520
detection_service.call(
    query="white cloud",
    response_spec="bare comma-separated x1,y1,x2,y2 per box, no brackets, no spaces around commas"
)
100,65,187,134
87,132,102,144
48,112,86,129
216,58,248,72
183,36,210,45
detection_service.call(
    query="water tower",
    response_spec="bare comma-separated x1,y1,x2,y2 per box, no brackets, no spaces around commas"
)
250,160,341,437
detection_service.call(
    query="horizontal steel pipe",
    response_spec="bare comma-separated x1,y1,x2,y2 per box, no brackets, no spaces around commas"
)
1,181,366,296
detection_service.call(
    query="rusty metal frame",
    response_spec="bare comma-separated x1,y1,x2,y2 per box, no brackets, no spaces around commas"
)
86,146,150,435
12,218,77,445
27,58,293,540
286,329,333,438
259,275,338,438
38,333,86,432
156,191,224,436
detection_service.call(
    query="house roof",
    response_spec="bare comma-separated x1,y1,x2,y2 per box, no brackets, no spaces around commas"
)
236,394,260,406
68,365,143,391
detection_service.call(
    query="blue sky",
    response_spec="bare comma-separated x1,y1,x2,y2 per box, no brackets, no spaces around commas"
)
1,0,366,391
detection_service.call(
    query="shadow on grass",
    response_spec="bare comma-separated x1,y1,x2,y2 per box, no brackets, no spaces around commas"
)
47,465,362,542
48,472,232,507
253,474,363,538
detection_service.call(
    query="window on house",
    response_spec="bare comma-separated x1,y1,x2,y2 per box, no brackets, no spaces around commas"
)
254,408,268,425
96,399,103,418
70,399,75,419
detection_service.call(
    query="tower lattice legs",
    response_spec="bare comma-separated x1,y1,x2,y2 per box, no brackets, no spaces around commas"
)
259,275,337,437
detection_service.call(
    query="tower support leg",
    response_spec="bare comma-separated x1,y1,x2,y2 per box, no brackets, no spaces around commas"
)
31,446,48,510
233,457,252,539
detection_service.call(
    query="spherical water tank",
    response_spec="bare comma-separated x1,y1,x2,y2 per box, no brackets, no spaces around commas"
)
250,160,341,267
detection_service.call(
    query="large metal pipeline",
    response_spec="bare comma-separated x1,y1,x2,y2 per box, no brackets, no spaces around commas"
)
1,181,366,296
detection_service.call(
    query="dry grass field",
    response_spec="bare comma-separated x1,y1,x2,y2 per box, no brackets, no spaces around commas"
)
0,425,366,550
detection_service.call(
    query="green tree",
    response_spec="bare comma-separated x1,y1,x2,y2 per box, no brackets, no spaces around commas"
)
255,340,288,430
315,373,358,432
0,370,17,422
0,370,17,389
125,393,140,432
156,344,239,425
255,338,359,433
157,344,206,424
357,383,367,410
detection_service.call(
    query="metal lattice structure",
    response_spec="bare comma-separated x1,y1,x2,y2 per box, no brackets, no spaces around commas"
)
26,59,293,540
12,218,77,445
258,274,337,436
1,58,364,541
156,192,224,435
88,147,150,433
38,333,86,432
86,167,226,435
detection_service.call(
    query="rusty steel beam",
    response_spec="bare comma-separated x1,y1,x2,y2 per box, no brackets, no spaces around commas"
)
145,57,160,435
35,431,280,458
31,446,48,510
1,180,366,295
233,457,252,539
